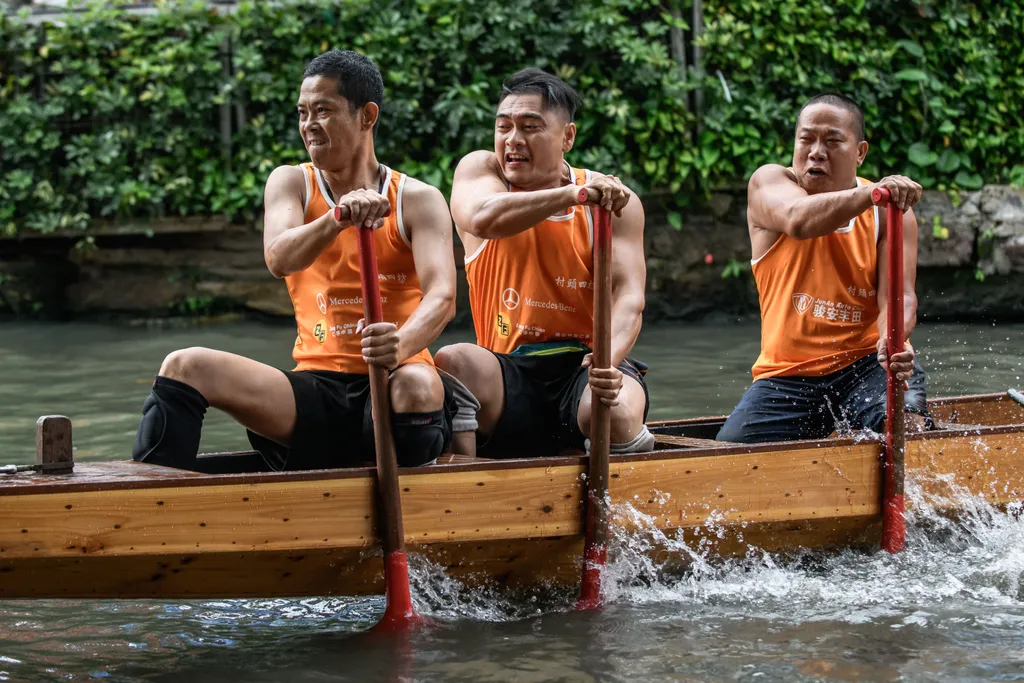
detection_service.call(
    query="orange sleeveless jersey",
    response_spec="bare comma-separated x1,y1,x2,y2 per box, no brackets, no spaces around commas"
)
286,163,432,373
751,177,883,380
465,165,598,353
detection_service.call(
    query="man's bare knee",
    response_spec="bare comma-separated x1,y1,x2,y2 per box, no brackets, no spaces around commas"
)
578,383,646,443
390,364,443,413
609,400,645,442
435,344,479,381
159,347,212,391
434,343,502,436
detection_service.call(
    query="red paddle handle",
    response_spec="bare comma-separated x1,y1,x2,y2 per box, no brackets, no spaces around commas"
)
357,226,384,324
872,186,906,554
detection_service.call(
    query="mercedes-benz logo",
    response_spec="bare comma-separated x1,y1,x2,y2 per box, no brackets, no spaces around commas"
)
501,287,520,310
316,292,328,315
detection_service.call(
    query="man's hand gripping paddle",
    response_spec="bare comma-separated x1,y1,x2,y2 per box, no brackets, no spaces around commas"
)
871,187,906,554
575,187,613,610
335,203,423,630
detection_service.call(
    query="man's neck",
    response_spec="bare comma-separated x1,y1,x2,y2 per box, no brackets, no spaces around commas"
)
320,149,381,198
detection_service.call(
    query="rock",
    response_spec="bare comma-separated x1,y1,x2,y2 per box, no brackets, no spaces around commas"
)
914,191,977,268
1004,236,1024,271
708,193,734,219
980,185,1024,217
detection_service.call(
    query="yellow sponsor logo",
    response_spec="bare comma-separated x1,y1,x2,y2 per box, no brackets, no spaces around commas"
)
496,312,510,338
312,319,327,344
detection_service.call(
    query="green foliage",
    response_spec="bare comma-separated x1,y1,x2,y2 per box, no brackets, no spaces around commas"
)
1,0,1022,235
720,258,748,279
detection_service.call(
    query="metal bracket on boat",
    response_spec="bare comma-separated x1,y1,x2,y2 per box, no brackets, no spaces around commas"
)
1010,388,1024,408
0,461,77,475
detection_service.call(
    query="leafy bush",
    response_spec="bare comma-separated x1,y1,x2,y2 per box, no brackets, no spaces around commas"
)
1,0,1021,235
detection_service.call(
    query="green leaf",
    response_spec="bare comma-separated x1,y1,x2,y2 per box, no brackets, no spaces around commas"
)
896,40,925,58
895,69,929,82
667,211,682,231
908,143,938,167
936,149,961,173
954,171,984,190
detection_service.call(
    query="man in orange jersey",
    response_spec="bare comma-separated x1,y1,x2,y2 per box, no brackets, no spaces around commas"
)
717,92,928,443
131,50,458,470
434,68,652,459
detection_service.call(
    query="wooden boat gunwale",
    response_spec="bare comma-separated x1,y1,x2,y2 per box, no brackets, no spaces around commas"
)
1,392,1022,496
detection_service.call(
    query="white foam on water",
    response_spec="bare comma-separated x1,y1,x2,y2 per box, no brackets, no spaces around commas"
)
397,430,1024,628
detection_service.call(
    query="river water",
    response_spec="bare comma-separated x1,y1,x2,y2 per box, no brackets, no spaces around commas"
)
0,321,1022,681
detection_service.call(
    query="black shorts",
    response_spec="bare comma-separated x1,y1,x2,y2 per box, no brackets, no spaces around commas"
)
478,349,649,459
247,367,455,471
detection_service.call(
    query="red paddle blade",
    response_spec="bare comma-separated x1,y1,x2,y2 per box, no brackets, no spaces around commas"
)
371,550,423,632
575,543,607,610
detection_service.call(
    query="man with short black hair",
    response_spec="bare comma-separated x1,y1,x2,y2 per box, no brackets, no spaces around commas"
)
717,92,928,443
132,50,458,471
435,68,652,459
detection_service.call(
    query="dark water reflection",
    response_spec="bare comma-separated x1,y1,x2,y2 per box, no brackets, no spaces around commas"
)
0,321,1022,682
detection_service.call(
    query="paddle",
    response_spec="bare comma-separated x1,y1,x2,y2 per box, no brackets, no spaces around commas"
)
576,189,613,610
871,187,906,554
334,203,419,629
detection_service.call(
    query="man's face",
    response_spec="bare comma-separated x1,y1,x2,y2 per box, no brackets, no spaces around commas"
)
792,104,867,194
297,76,370,171
494,93,574,189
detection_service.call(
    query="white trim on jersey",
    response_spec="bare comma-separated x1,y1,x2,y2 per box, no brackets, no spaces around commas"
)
396,173,411,247
583,168,595,248
463,233,489,264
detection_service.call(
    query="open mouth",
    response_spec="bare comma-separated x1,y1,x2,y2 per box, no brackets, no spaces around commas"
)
505,153,529,166
806,168,827,178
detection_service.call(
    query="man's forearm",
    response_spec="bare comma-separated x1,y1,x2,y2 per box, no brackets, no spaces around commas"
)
265,214,338,277
780,185,874,239
464,185,577,239
875,295,918,344
396,290,455,363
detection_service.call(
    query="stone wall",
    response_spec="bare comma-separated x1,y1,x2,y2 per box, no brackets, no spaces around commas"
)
1,185,1022,323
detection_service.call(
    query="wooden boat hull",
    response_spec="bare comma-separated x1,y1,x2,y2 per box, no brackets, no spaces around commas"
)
1,393,1021,599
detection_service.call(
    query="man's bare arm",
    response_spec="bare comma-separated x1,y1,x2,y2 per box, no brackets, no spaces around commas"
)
263,166,390,279
450,151,582,240
395,179,457,362
263,166,340,278
608,191,646,367
748,164,874,240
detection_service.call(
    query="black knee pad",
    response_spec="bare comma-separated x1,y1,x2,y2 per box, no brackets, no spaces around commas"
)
132,376,208,469
391,409,448,467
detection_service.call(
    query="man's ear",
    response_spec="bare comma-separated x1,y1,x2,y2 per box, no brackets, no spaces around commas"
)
362,102,380,132
856,140,869,167
562,121,576,154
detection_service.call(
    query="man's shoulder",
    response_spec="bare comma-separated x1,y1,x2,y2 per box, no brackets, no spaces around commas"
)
395,173,445,204
749,164,797,189
455,150,501,177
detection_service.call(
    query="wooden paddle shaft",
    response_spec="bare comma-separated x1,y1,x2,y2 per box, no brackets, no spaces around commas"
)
586,199,613,546
577,187,612,609
353,219,404,557
872,186,906,553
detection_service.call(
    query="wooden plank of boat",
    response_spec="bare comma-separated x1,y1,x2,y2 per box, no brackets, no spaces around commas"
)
0,392,1021,599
